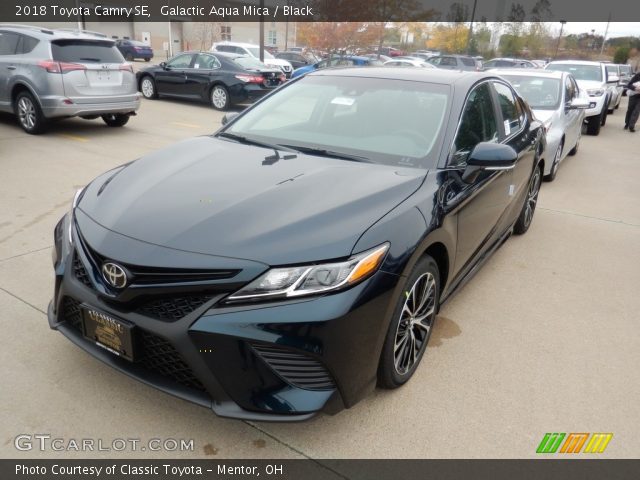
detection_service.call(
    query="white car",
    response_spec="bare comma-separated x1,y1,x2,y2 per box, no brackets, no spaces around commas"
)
212,42,293,77
383,58,435,68
545,60,620,136
492,69,589,181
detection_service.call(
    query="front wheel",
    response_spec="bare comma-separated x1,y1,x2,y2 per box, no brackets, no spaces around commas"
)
378,256,440,389
514,164,542,235
586,113,602,136
140,76,158,99
101,114,130,127
210,85,230,110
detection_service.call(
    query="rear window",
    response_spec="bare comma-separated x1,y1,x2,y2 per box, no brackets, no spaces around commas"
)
461,57,475,66
52,40,124,64
546,64,602,82
233,56,267,70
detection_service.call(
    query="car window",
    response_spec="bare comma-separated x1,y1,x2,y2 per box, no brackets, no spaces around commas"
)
450,83,499,166
0,31,20,55
483,60,496,68
565,76,576,102
461,57,475,67
194,54,220,70
441,57,457,67
51,39,123,63
493,82,521,135
167,54,193,69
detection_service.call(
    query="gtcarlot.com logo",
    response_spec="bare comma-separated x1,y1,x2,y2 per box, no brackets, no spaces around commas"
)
536,433,613,454
14,434,194,453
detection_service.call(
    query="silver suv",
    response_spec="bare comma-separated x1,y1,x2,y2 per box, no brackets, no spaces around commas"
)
0,25,140,134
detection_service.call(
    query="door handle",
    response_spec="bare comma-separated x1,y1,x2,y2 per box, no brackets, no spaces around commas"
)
7,66,16,70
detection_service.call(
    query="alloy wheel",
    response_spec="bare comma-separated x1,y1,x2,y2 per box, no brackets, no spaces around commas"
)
523,167,541,228
393,272,437,375
211,86,228,109
18,97,36,130
141,78,154,98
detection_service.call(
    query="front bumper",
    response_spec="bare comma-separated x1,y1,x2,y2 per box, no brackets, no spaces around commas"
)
49,217,400,421
584,95,606,118
40,94,141,119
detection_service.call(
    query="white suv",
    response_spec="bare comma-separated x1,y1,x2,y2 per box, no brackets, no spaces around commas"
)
545,60,620,135
211,42,293,77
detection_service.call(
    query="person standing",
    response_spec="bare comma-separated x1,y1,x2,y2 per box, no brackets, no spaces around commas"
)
624,70,640,132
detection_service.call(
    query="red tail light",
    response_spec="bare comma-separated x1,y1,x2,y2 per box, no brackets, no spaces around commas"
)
119,64,134,73
38,60,86,74
235,74,264,84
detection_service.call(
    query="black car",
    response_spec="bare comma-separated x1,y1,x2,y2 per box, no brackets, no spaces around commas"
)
136,51,285,110
115,39,153,62
49,68,545,421
275,51,318,69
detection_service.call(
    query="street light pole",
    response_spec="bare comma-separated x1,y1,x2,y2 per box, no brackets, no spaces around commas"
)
554,20,566,59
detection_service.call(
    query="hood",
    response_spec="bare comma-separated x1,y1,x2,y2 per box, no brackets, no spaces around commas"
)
78,136,425,266
575,79,605,90
532,109,555,124
265,58,292,68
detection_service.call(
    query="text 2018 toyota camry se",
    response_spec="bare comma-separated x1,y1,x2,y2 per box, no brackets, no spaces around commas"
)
49,68,545,421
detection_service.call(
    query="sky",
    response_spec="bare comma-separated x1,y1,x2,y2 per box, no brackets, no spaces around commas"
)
560,22,640,38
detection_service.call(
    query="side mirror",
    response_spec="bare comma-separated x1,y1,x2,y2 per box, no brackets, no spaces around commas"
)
159,62,167,69
607,75,620,84
462,142,517,183
567,97,590,110
221,112,239,126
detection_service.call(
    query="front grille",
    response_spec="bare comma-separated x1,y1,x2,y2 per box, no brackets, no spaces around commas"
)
73,253,92,288
136,295,214,322
251,343,335,391
60,296,206,393
138,330,206,392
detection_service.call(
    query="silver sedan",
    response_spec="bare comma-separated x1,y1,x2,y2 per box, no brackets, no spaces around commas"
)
490,69,590,181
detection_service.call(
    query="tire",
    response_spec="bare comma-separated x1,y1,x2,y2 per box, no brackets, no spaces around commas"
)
601,102,609,126
544,141,563,182
140,76,158,99
144,58,151,62
378,256,440,389
514,163,542,235
101,114,130,127
14,91,46,134
210,85,230,110
586,113,602,136
568,131,580,156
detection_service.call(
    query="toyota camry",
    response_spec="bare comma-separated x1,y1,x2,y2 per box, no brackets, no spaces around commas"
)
49,68,545,421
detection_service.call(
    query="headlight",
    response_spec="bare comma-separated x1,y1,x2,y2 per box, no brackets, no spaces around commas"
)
227,244,389,301
68,187,85,243
586,88,605,97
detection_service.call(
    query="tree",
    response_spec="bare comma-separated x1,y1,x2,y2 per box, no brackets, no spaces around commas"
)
614,47,631,64
186,23,223,51
297,23,378,53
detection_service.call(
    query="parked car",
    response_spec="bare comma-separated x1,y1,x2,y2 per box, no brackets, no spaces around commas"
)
492,69,589,181
410,52,439,61
362,53,391,63
0,24,140,134
384,58,435,68
545,60,619,135
483,58,537,69
49,68,545,420
275,51,318,69
291,55,378,79
427,55,479,71
211,41,293,77
618,64,633,95
136,51,285,110
369,46,404,57
115,39,153,62
604,64,624,109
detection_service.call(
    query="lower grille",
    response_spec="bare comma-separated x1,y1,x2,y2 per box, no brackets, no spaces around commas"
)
136,295,213,322
60,297,206,393
73,253,92,288
251,343,335,391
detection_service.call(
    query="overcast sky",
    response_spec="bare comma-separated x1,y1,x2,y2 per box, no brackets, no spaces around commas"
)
560,22,640,38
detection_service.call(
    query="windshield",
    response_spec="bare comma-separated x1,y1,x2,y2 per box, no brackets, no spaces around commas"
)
546,64,602,82
248,47,274,59
233,56,268,70
620,65,631,74
222,75,449,168
501,75,561,110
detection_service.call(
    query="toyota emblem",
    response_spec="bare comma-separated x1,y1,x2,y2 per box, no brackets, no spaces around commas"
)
101,262,127,289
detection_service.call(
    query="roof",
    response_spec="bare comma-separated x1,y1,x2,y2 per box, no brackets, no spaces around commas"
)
488,68,565,79
310,67,494,87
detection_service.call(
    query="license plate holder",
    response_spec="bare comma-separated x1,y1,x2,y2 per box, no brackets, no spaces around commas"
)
82,306,136,361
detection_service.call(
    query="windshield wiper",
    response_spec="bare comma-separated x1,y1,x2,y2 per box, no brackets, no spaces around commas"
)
217,132,297,165
279,144,372,163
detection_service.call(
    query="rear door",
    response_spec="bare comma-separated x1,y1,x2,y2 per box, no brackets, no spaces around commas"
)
51,39,135,104
184,53,223,99
0,30,20,106
154,53,194,96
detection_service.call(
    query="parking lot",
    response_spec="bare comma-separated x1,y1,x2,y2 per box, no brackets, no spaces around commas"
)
1,93,639,460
